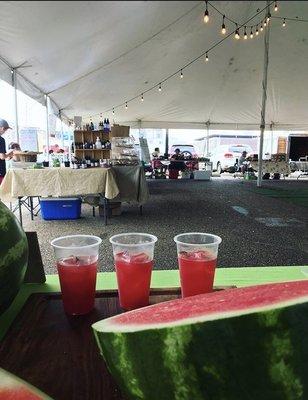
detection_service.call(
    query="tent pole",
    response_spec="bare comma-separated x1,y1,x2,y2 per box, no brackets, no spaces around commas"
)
165,128,169,157
257,1,271,187
12,69,19,143
206,120,210,156
45,95,50,162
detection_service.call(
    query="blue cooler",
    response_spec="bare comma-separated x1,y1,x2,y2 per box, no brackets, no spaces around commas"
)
40,197,82,220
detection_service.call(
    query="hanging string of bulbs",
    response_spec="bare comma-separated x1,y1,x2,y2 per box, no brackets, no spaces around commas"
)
204,0,280,39
85,1,286,121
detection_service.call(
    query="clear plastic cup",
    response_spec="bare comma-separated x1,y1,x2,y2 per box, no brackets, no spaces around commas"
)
109,233,158,310
174,232,222,298
51,235,102,315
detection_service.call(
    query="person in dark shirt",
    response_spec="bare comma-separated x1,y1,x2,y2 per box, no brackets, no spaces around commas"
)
0,119,14,184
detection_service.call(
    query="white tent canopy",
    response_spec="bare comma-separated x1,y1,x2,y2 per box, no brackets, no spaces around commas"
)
0,1,308,129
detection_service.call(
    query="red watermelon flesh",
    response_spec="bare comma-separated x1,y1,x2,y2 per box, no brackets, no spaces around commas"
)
101,280,308,330
0,368,51,400
0,387,43,400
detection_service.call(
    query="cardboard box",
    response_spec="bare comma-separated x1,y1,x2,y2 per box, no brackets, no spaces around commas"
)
110,125,130,138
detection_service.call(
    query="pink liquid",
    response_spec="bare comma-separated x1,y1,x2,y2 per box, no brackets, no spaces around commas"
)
178,250,217,298
115,252,153,310
57,256,97,315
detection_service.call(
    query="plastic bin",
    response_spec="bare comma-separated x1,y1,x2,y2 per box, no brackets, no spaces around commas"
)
40,197,81,220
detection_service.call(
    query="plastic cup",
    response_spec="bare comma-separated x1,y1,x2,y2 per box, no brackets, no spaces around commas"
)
174,232,222,298
110,233,158,310
51,235,102,315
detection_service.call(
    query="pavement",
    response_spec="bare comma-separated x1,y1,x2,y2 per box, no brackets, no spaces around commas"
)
19,176,308,274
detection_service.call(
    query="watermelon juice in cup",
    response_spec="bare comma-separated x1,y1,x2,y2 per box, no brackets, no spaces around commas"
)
51,235,102,315
174,233,222,298
110,233,158,311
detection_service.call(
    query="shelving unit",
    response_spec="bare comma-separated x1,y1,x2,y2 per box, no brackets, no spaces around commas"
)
73,130,111,160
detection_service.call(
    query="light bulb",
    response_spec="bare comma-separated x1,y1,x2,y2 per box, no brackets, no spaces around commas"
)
274,1,278,11
260,25,264,31
180,70,183,79
205,52,209,62
204,1,209,23
221,15,226,34
158,83,162,92
267,14,271,23
141,94,144,102
244,26,247,39
112,108,115,115
264,20,267,27
235,28,240,40
125,102,128,109
256,26,259,35
250,28,253,38
282,18,286,27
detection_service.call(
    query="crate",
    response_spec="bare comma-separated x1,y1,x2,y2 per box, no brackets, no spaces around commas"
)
40,198,81,220
193,170,211,180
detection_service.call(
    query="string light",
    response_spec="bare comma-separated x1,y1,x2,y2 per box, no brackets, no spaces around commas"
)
204,1,209,23
221,15,226,34
235,24,240,39
103,3,296,119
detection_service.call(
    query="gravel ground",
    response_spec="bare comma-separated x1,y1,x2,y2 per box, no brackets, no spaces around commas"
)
20,177,308,274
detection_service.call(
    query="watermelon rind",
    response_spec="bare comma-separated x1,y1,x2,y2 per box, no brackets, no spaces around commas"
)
0,367,53,399
93,281,308,400
0,201,28,314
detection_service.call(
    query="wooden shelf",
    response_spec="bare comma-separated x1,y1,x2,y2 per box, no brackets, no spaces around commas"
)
75,149,110,151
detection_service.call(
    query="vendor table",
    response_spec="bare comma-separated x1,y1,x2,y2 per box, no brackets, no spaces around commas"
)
250,160,290,176
0,266,307,399
0,168,119,225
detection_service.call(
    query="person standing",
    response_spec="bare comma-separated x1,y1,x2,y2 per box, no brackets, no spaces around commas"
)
0,119,14,184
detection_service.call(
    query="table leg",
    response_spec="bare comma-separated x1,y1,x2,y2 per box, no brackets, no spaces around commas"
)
103,197,108,225
30,196,34,220
18,197,23,227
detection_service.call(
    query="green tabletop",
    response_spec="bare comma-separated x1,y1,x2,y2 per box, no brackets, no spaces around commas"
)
1,266,307,341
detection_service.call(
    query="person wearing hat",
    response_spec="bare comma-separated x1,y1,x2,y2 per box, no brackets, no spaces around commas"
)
0,119,14,184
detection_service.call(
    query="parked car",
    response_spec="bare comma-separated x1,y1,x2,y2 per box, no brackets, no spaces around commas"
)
210,144,253,173
169,144,198,158
168,144,199,171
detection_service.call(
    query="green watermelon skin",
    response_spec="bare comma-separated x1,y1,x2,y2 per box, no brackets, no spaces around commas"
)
0,201,28,314
94,301,308,400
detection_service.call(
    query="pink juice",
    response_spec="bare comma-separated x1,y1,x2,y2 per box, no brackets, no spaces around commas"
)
115,252,153,311
178,250,217,298
57,256,97,315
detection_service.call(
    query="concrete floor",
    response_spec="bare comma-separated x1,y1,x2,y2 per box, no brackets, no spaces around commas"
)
20,177,308,274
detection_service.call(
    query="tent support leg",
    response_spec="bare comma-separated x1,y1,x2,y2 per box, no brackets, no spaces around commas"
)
257,1,271,188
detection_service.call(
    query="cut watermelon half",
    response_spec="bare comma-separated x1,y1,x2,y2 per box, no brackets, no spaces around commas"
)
0,368,52,400
93,280,308,400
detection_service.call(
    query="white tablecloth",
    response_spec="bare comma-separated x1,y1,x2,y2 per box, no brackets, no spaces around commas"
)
0,168,120,202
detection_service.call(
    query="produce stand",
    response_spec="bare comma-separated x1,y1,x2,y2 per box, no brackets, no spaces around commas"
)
0,267,307,400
